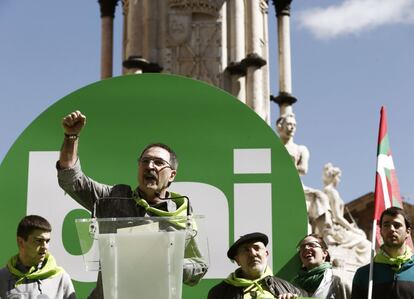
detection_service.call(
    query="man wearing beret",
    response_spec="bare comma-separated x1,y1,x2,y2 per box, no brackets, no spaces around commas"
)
208,232,307,299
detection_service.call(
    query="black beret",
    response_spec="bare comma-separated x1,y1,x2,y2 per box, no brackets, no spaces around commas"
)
227,232,268,259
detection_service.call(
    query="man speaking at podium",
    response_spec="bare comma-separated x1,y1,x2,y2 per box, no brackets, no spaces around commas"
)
56,110,208,298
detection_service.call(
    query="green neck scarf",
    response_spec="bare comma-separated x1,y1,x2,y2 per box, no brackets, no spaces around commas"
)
134,191,189,228
374,246,413,271
7,253,63,286
292,262,331,293
224,266,273,297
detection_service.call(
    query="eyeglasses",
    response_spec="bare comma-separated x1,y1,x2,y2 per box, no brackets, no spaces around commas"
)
139,157,172,169
297,241,322,252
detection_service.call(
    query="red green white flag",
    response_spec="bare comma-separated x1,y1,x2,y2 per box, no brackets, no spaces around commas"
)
373,106,412,247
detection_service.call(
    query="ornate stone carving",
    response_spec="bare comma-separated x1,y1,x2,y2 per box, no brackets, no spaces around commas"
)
168,11,192,46
167,19,222,86
168,0,224,16
121,0,128,16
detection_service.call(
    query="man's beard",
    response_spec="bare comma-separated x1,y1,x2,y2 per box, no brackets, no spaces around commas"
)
248,263,266,276
383,235,406,249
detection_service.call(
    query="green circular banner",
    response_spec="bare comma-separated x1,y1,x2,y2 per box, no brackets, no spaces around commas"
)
0,74,307,298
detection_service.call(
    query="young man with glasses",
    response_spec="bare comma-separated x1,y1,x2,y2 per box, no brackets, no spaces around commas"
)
0,215,76,299
208,232,307,299
56,110,207,298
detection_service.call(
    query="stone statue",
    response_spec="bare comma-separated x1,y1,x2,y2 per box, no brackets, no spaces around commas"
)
276,113,309,176
322,163,370,265
276,113,370,281
323,163,359,233
276,113,332,234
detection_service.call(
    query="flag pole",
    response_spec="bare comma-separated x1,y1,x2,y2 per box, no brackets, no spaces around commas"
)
368,106,386,299
367,220,377,299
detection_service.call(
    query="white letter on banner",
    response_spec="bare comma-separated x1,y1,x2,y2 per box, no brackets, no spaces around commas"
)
27,151,95,282
233,183,273,265
233,148,271,174
233,148,272,265
170,182,234,278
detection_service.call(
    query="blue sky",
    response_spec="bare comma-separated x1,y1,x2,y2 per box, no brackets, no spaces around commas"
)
1,0,414,204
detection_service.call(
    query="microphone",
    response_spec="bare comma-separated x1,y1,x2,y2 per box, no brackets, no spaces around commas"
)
157,193,192,217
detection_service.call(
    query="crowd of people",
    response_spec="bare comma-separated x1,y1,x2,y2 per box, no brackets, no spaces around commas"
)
1,110,413,299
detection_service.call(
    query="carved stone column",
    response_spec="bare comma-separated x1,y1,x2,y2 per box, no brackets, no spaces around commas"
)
226,0,246,103
245,0,267,120
99,0,118,79
123,0,162,73
270,0,297,116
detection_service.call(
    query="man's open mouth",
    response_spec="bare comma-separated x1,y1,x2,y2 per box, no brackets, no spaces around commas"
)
144,172,157,180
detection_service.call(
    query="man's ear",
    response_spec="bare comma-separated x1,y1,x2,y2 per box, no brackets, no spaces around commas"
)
168,169,177,182
406,227,411,239
233,256,241,267
17,236,24,250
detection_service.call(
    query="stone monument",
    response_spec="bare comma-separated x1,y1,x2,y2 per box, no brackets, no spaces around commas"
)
98,0,272,123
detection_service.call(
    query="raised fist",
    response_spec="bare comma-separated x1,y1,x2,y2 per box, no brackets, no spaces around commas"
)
62,110,86,135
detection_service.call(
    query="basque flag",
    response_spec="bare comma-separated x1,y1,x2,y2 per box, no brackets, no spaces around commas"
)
373,106,412,247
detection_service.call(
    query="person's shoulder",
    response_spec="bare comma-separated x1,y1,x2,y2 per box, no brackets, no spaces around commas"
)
0,266,12,281
352,263,375,288
267,276,308,296
268,275,300,287
353,263,370,279
207,280,233,298
0,266,9,274
61,269,73,280
331,273,351,291
208,280,230,292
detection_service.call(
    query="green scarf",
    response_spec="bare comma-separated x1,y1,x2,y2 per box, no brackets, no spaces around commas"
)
292,262,331,293
225,266,275,298
134,191,190,229
7,253,63,286
374,246,413,271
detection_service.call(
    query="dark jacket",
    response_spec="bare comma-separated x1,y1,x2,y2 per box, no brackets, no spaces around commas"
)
208,275,308,299
351,255,414,299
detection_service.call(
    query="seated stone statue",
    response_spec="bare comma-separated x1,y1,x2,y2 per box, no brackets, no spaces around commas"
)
322,163,370,265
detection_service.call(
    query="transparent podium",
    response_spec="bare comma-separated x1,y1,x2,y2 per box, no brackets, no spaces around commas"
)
75,216,208,299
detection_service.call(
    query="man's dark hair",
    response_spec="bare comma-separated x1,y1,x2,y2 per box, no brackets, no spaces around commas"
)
139,143,178,170
380,206,412,229
17,215,52,241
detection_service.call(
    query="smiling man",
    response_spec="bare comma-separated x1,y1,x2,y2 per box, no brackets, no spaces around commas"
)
351,207,414,299
57,110,207,298
208,232,307,299
0,215,76,298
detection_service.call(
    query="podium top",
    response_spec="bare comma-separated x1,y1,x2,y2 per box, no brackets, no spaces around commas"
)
76,215,204,233
74,215,209,273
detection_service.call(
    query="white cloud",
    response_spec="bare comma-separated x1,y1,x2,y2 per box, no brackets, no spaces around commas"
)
298,0,414,39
